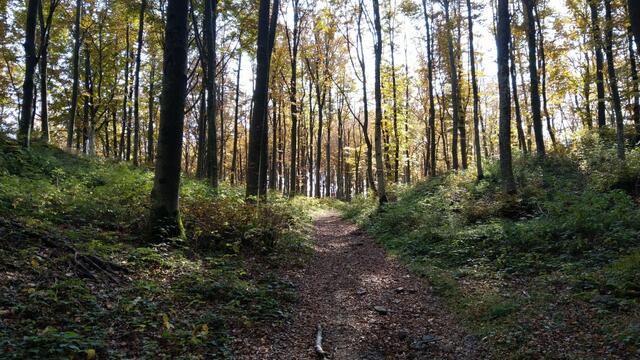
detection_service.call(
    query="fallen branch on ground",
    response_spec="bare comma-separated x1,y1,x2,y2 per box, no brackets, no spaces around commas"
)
315,324,328,359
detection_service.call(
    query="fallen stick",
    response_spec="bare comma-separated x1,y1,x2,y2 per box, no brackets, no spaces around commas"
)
315,324,327,359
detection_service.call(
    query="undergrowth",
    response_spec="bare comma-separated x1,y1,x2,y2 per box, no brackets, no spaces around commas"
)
0,135,313,359
337,131,640,358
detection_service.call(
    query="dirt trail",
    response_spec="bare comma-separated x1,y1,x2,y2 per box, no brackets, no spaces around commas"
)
233,212,483,359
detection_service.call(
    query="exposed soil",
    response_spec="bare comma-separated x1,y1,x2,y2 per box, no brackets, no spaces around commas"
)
232,212,484,359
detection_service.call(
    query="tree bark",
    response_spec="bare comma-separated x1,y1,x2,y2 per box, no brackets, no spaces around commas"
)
205,0,218,187
372,0,387,204
422,0,437,176
19,0,39,147
510,31,527,153
287,0,300,196
604,0,625,159
148,0,189,239
628,29,640,143
231,50,242,185
147,56,156,163
630,0,640,52
467,0,483,180
590,0,607,129
246,0,279,199
444,0,463,169
66,0,81,149
497,0,516,193
133,0,147,165
523,0,545,158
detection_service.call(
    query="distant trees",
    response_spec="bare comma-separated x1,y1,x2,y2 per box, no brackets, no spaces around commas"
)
148,0,189,238
8,0,640,202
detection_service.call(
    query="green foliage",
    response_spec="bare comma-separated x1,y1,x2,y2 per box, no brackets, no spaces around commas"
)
0,138,313,358
338,141,640,356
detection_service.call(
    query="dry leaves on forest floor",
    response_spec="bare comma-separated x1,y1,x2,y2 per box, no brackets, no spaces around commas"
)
232,212,484,359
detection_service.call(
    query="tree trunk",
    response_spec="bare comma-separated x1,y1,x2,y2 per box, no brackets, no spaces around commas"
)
628,29,640,143
148,0,189,239
66,0,81,149
590,0,607,128
147,56,156,163
444,0,463,170
510,30,527,153
38,0,57,143
246,0,279,199
270,98,278,190
121,24,131,160
497,0,516,193
535,6,556,147
630,0,640,51
288,0,300,196
467,0,483,180
205,0,218,187
523,0,545,158
372,0,387,204
604,0,625,159
389,16,400,183
422,0,437,176
231,50,242,185
133,0,147,166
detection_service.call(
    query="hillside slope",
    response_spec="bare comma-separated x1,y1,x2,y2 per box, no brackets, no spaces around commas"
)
340,134,640,358
0,136,312,359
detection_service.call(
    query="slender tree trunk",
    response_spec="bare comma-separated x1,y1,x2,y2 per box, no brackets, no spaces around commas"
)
590,0,607,128
231,50,242,185
205,0,218,187
38,0,57,143
403,44,411,183
66,0,81,149
288,0,300,196
326,91,332,197
467,0,483,179
604,0,625,159
133,0,147,165
498,0,516,193
628,29,640,143
444,0,463,169
523,0,545,157
121,24,131,160
219,73,226,181
147,57,156,163
315,91,324,199
510,31,527,153
148,0,189,239
389,17,400,183
270,97,278,190
196,86,207,177
422,0,437,176
372,0,387,204
535,6,556,146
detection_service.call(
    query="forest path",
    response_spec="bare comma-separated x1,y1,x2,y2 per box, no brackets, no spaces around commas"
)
233,211,482,359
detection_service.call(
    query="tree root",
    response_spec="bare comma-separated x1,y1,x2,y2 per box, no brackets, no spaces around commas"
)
39,233,128,284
